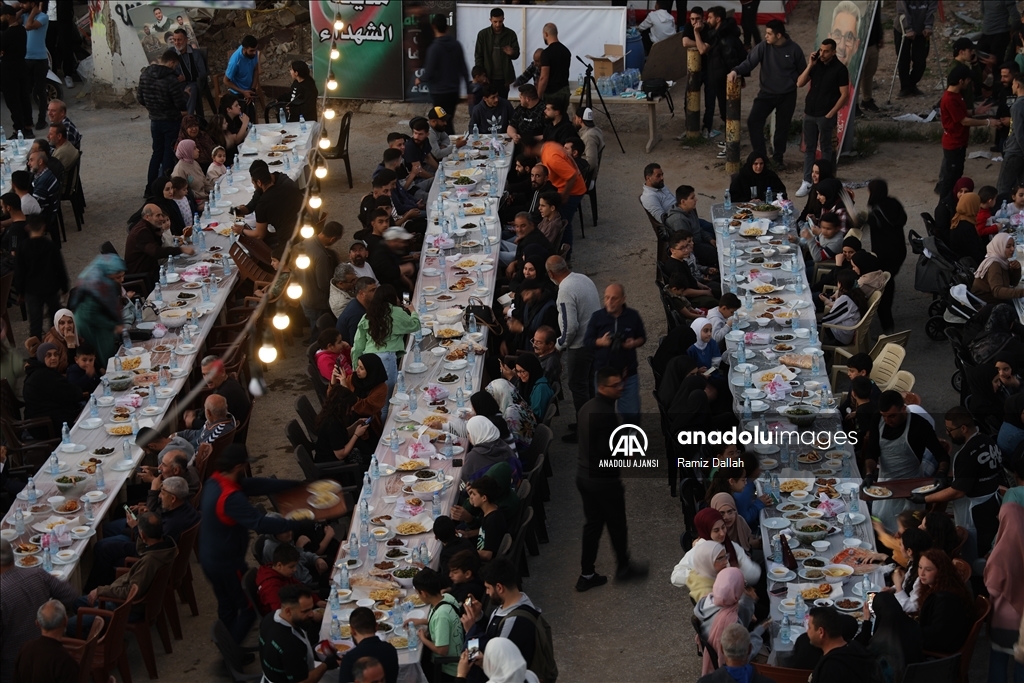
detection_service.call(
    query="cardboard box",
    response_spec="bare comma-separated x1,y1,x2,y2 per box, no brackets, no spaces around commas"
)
585,44,624,78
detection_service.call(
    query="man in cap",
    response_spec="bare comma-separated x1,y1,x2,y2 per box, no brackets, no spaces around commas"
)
427,106,466,160
572,106,605,178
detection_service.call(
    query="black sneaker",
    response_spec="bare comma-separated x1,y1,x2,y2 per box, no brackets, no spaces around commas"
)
862,99,880,112
561,432,579,444
575,574,608,592
615,561,650,582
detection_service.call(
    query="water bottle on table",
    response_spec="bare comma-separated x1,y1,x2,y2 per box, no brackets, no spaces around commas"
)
89,396,99,418
95,463,105,490
14,507,25,535
61,421,70,444
49,451,60,475
26,477,37,504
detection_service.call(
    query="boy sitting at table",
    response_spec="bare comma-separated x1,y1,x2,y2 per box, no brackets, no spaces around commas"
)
706,292,742,344
260,513,331,595
447,549,486,605
256,543,324,616
663,272,706,322
66,343,101,396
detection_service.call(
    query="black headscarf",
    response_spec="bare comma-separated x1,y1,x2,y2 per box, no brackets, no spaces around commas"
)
651,325,698,388
731,151,786,202
353,353,388,397
1004,391,1024,429
668,375,711,427
800,159,836,222
515,352,545,397
147,176,186,236
470,390,511,441
815,178,844,209
852,250,882,275
866,591,924,675
658,355,698,409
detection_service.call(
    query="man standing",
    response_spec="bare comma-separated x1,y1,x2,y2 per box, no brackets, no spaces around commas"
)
574,366,648,591
859,7,883,112
584,284,647,420
998,73,1024,195
894,1,938,97
20,1,48,130
538,23,572,109
417,16,470,136
683,7,714,136
13,600,79,683
0,5,31,139
979,0,1019,69
546,256,601,443
572,107,605,177
640,163,676,222
939,65,1000,199
137,49,187,188
795,39,849,198
300,220,343,343
223,35,261,121
46,122,79,172
172,28,207,117
231,159,304,258
705,7,745,147
729,19,806,168
475,8,520,99
258,585,335,683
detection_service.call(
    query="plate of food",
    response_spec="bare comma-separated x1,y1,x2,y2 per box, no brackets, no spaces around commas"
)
393,515,434,537
911,482,940,495
797,450,822,464
105,424,134,436
12,541,40,556
15,555,42,568
834,597,864,613
863,486,892,498
308,491,340,509
396,459,429,471
437,373,461,384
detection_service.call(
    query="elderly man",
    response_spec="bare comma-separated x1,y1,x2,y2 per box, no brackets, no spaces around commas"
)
584,284,647,420
46,100,81,150
232,159,304,258
178,393,237,450
28,148,59,245
301,220,344,344
136,424,195,464
125,203,194,291
46,122,79,172
336,277,377,345
640,163,676,223
696,623,775,683
532,325,562,386
572,107,605,177
171,27,207,117
329,262,358,318
0,539,79,683
502,212,553,274
199,355,251,424
13,600,79,683
139,448,201,498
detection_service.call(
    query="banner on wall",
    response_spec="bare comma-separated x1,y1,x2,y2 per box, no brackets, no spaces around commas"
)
310,0,404,100
813,0,878,156
402,2,457,103
127,3,201,63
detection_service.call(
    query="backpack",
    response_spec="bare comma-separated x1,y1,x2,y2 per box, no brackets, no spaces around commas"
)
500,608,558,683
642,78,674,116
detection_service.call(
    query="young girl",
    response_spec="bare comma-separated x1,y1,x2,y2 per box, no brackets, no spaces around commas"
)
206,146,228,185
820,269,869,345
702,453,771,530
687,317,721,372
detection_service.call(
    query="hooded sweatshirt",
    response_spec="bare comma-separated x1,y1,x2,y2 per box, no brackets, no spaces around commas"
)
810,640,883,683
732,36,807,96
473,592,542,671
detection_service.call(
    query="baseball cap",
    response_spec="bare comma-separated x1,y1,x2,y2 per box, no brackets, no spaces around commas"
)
383,227,414,241
582,107,594,122
427,106,447,120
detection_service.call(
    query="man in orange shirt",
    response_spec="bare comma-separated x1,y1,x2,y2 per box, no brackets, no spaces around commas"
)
523,137,586,250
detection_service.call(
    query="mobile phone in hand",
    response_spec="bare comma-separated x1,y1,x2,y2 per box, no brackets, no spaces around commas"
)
123,504,136,520
467,638,481,661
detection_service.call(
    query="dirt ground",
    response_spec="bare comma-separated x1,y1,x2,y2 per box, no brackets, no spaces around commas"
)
0,0,999,681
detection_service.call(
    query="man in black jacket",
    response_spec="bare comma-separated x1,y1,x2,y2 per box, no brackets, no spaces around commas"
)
338,608,399,683
416,15,470,135
137,49,187,188
807,607,883,683
0,4,32,138
124,204,194,291
704,7,745,142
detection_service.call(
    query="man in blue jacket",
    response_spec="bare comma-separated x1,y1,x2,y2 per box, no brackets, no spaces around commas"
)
200,445,311,643
416,15,470,135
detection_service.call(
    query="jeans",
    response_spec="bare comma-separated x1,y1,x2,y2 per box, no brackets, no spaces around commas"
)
375,351,398,421
998,152,1024,196
563,347,594,418
301,305,331,343
989,648,1024,683
559,194,584,249
499,239,518,267
203,564,255,643
24,290,61,339
747,90,797,162
183,81,199,116
938,146,967,199
148,118,182,187
25,58,47,124
802,115,836,183
617,373,641,421
895,32,930,91
576,476,630,576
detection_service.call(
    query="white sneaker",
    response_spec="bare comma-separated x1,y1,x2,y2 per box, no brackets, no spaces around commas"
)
795,180,813,197
64,76,73,88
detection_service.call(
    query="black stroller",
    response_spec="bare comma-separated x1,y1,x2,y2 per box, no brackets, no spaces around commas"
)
910,229,980,340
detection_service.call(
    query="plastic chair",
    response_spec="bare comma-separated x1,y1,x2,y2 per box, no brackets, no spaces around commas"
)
60,615,104,683
921,595,990,683
242,566,265,617
294,445,362,489
524,424,553,471
542,402,557,427
56,154,84,236
114,560,175,679
496,533,513,558
752,663,815,683
952,557,972,584
508,506,534,577
211,620,262,681
1,415,61,468
1,270,14,345
164,522,201,640
901,653,961,683
830,338,907,388
690,615,718,669
576,147,603,232
73,583,138,683
887,370,916,393
294,395,320,442
322,110,353,188
286,418,315,451
822,289,883,359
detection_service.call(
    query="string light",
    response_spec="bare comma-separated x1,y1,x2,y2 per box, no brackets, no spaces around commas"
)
295,253,311,270
327,70,338,91
333,14,344,31
272,306,290,330
330,45,340,60
324,108,336,120
286,283,303,300
300,223,315,239
319,134,331,150
308,194,322,209
257,329,278,364
315,161,328,179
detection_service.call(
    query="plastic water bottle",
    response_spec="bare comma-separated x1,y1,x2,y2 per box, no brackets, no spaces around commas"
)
843,511,854,538
811,352,821,376
724,188,732,211
468,312,478,335
766,187,774,204
472,124,479,141
122,329,132,350
102,377,111,397
745,292,753,311
370,456,380,481
795,278,804,294
94,463,105,490
42,546,52,572
810,325,819,346
431,492,441,519
49,451,60,475
0,126,5,145
169,353,178,370
25,477,37,504
860,574,871,598
159,266,167,287
339,563,350,590
742,396,753,420
210,276,218,295
392,606,403,628
737,339,747,364
17,129,24,146
771,534,782,563
329,589,340,612
114,357,122,373
850,488,860,513
456,388,464,408
167,255,176,275
61,421,70,444
795,597,808,627
359,520,369,546
368,538,378,561
407,624,419,651
299,114,307,133
222,255,232,275
458,203,466,218
14,507,25,535
413,341,422,364
123,439,133,463
468,349,476,369
348,532,358,557
396,371,405,394
83,499,94,522
89,396,99,418
465,373,473,392
153,282,163,304
201,283,210,303
743,366,753,388
780,615,792,644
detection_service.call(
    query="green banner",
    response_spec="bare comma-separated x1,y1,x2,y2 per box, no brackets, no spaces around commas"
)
310,0,403,100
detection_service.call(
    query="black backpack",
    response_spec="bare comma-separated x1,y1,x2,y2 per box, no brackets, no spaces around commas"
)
642,78,674,116
499,608,558,683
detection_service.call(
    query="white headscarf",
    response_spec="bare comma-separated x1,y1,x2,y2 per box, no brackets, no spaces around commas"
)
52,308,78,346
690,539,726,580
467,414,501,446
486,378,516,413
690,317,712,351
481,637,541,683
975,233,1014,279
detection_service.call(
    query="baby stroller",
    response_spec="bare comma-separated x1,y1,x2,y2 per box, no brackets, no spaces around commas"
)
910,230,980,340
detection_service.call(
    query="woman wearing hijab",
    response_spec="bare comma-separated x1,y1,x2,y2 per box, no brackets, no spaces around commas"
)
728,152,786,202
950,192,987,266
455,636,540,683
68,254,127,367
656,355,699,408
972,234,1024,303
985,503,1024,682
461,415,520,487
171,138,211,203
283,60,319,123
852,591,923,682
865,179,908,332
486,379,536,454
175,114,216,170
312,380,369,467
694,567,763,675
650,326,698,389
686,317,721,372
469,390,515,448
799,159,835,222
851,251,888,298
967,363,1007,428
667,374,715,501
671,508,761,588
685,539,728,603
514,352,554,421
145,176,187,236
710,492,758,552
343,354,387,440
934,176,975,246
37,308,77,373
23,342,86,435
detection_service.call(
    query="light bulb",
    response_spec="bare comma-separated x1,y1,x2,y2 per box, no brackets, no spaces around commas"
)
327,71,338,91
315,164,327,179
333,15,344,31
318,136,331,150
324,108,336,120
286,283,302,299
272,310,290,330
258,342,278,364
308,195,322,209
296,254,311,270
300,224,315,239
330,47,340,60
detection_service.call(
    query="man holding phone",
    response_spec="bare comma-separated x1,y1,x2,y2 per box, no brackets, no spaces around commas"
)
795,38,849,198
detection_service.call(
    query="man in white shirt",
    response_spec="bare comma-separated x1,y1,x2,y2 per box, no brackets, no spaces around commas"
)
638,0,678,45
347,242,377,282
640,163,676,223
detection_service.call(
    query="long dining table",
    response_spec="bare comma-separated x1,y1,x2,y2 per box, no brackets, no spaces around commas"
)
0,121,319,590
314,136,513,682
708,202,884,657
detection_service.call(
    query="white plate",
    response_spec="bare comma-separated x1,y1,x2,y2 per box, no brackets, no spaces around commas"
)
762,517,791,530
421,269,440,277
79,418,103,430
837,512,866,525
169,368,188,378
71,528,96,540
96,396,115,406
111,460,136,472
221,186,240,195
16,489,44,501
156,387,175,398
60,443,86,453
175,344,197,355
141,406,162,416
82,491,107,503
210,207,225,216
405,362,427,374
336,557,363,570
911,482,940,495
165,273,181,284
52,550,78,565
767,568,796,582
443,360,468,370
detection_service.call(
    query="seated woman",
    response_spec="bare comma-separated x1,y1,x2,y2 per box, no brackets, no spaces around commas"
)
671,508,761,589
851,251,889,298
313,328,352,383
853,591,923,682
514,352,554,421
171,138,210,204
972,233,1024,304
871,509,923,570
893,527,932,613
703,454,771,530
686,317,721,373
340,354,387,451
729,152,786,202
684,539,728,603
485,379,536,454
312,379,369,466
693,567,765,675
820,269,869,346
916,548,975,653
710,492,761,552
949,192,987,266
812,178,851,231
933,176,974,246
460,415,521,487
967,363,1008,430
25,308,79,374
352,284,420,408
469,390,517,453
798,159,834,223
23,343,85,436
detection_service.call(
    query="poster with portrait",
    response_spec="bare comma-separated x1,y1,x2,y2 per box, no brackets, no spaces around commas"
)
813,1,879,156
310,0,404,101
128,4,200,64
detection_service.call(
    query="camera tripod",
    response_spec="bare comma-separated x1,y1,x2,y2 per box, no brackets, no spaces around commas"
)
575,56,625,153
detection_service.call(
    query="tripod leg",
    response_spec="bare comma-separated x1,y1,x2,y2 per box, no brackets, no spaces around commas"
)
588,75,625,153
